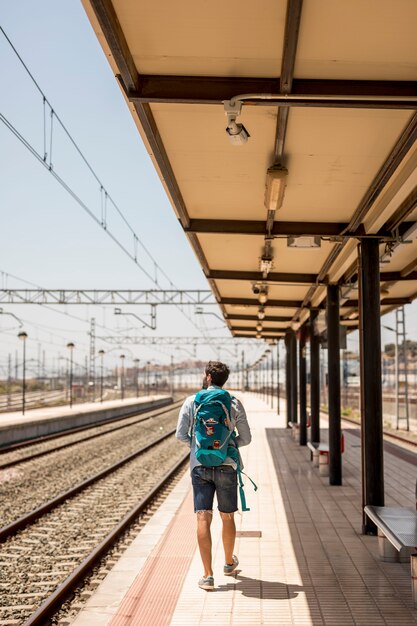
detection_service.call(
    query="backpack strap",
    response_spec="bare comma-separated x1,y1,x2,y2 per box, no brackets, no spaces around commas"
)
227,445,258,512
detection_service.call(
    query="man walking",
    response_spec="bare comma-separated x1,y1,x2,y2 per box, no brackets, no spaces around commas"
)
176,361,252,590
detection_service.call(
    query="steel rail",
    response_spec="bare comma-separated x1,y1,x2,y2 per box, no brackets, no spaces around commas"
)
318,406,417,451
0,427,179,542
340,413,417,449
23,452,188,626
0,398,175,454
0,400,181,470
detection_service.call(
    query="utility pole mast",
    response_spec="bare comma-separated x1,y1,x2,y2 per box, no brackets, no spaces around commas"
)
241,350,245,392
7,353,11,407
89,317,96,399
396,306,409,430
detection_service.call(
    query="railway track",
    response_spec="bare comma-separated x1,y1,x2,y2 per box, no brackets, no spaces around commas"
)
1,404,182,528
0,429,188,625
339,413,417,449
0,399,182,470
0,390,66,413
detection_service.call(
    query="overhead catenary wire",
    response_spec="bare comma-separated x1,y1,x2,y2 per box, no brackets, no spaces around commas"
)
0,26,213,339
0,270,185,362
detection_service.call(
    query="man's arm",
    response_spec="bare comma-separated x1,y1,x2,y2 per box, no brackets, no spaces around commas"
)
232,397,252,448
175,396,194,446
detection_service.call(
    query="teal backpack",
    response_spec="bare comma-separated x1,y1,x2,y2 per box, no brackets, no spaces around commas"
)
193,388,234,467
193,388,257,511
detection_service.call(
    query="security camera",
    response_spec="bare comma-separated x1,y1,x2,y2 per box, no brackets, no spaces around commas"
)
224,100,250,145
226,122,250,146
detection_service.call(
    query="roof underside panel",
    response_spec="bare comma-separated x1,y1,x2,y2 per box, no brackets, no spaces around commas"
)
198,233,335,273
281,108,413,222
112,0,286,77
295,0,417,81
150,104,278,220
82,0,417,340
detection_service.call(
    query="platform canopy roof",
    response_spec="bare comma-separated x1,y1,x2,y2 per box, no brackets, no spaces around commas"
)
82,0,417,340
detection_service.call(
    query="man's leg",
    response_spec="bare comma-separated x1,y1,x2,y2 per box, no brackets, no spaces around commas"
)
220,511,236,565
215,466,238,566
191,467,215,580
196,510,213,577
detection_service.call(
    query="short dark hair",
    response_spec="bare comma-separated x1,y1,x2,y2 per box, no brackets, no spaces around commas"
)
205,361,230,387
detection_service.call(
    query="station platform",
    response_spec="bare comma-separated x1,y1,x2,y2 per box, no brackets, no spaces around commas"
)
71,393,417,626
0,395,172,447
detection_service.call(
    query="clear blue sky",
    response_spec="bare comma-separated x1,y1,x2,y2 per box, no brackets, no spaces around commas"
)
0,0,240,376
0,1,414,379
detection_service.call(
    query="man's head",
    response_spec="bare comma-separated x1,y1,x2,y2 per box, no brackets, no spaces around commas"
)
203,361,230,388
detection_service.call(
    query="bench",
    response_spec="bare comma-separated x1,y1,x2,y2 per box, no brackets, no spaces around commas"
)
306,434,345,477
288,421,300,442
364,504,417,607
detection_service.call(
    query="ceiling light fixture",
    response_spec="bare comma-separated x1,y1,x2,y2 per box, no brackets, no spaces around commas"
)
258,307,265,320
256,332,262,339
224,100,250,145
264,163,288,211
287,235,321,248
256,322,263,332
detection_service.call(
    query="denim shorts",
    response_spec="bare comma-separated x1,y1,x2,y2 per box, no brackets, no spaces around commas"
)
191,465,238,513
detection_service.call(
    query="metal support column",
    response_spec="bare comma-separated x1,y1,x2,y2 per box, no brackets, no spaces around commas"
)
290,330,298,425
277,341,281,414
327,284,342,485
299,325,307,446
359,239,384,534
285,331,292,426
310,309,320,444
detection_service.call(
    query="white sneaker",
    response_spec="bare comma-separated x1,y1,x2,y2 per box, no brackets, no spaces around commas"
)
224,555,239,575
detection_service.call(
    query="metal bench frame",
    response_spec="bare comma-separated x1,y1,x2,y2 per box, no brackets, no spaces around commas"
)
365,504,417,607
287,421,300,443
306,438,344,477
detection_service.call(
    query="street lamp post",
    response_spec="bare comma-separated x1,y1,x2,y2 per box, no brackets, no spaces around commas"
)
120,354,126,400
134,358,140,397
18,331,28,415
98,350,105,403
146,361,151,395
66,342,75,408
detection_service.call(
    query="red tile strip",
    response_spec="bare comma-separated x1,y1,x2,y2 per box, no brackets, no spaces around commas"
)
109,490,196,626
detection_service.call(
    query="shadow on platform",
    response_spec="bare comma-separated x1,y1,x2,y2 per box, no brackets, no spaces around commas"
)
216,573,303,599
265,426,417,625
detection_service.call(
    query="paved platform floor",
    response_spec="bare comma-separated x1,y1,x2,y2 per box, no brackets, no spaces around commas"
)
71,393,417,626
